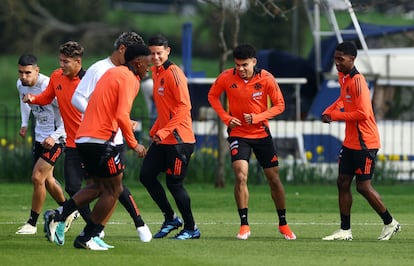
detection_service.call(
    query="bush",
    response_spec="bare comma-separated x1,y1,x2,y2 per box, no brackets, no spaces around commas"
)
0,138,402,186
279,158,337,185
0,136,64,183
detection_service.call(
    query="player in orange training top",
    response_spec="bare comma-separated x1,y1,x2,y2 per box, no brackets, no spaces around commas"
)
43,44,151,250
321,41,400,241
139,34,200,240
208,44,296,241
23,41,89,233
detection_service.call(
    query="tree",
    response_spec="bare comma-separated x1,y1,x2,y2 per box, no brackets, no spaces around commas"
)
200,0,245,188
0,0,120,54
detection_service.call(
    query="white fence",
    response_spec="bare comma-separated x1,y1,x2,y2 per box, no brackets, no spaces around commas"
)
193,120,414,179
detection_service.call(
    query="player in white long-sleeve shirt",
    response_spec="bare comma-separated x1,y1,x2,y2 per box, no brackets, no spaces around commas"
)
71,32,152,242
16,54,75,234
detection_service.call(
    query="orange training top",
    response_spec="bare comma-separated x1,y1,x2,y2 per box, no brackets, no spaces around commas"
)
31,68,84,148
150,61,195,144
76,65,140,149
208,68,285,138
323,67,380,150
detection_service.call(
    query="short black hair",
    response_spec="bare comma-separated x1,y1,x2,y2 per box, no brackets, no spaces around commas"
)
59,41,84,58
114,32,145,50
336,41,357,57
148,33,169,47
233,44,256,60
18,54,37,66
124,44,151,63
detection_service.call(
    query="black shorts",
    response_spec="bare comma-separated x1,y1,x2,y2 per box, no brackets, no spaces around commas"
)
338,146,378,181
227,136,279,168
33,141,64,166
141,143,194,179
64,147,87,194
76,143,125,178
116,143,126,163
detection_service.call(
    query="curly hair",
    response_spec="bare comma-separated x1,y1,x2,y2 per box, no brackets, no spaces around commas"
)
114,32,145,50
59,41,84,58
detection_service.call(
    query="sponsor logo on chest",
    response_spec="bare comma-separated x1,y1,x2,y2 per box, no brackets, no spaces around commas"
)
252,83,263,100
158,78,165,96
252,91,263,100
345,86,352,102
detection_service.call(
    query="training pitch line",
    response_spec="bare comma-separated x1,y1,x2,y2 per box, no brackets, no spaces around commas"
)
2,221,410,226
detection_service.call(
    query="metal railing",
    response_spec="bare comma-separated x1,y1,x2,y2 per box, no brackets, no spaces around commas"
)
2,104,413,180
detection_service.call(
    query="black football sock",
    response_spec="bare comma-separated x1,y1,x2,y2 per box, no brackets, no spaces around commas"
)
79,222,104,242
118,185,145,227
277,209,287,226
340,213,351,230
379,209,393,225
141,175,175,221
27,210,39,226
55,198,77,221
238,208,248,226
168,182,195,230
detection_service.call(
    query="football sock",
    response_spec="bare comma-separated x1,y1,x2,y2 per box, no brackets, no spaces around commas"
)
168,182,195,230
80,222,104,241
162,211,175,222
93,224,104,238
78,205,92,224
141,175,175,221
277,209,287,226
379,209,393,225
134,215,145,228
56,198,76,221
118,185,144,227
28,210,39,226
340,213,351,230
238,208,248,225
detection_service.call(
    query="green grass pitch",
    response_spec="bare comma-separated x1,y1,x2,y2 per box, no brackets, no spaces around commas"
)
1,182,413,266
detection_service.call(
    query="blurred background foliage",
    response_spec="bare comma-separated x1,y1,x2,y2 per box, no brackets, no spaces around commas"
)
1,0,299,57
1,0,414,183
1,1,414,61
1,1,413,61
1,0,414,130
1,0,414,119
